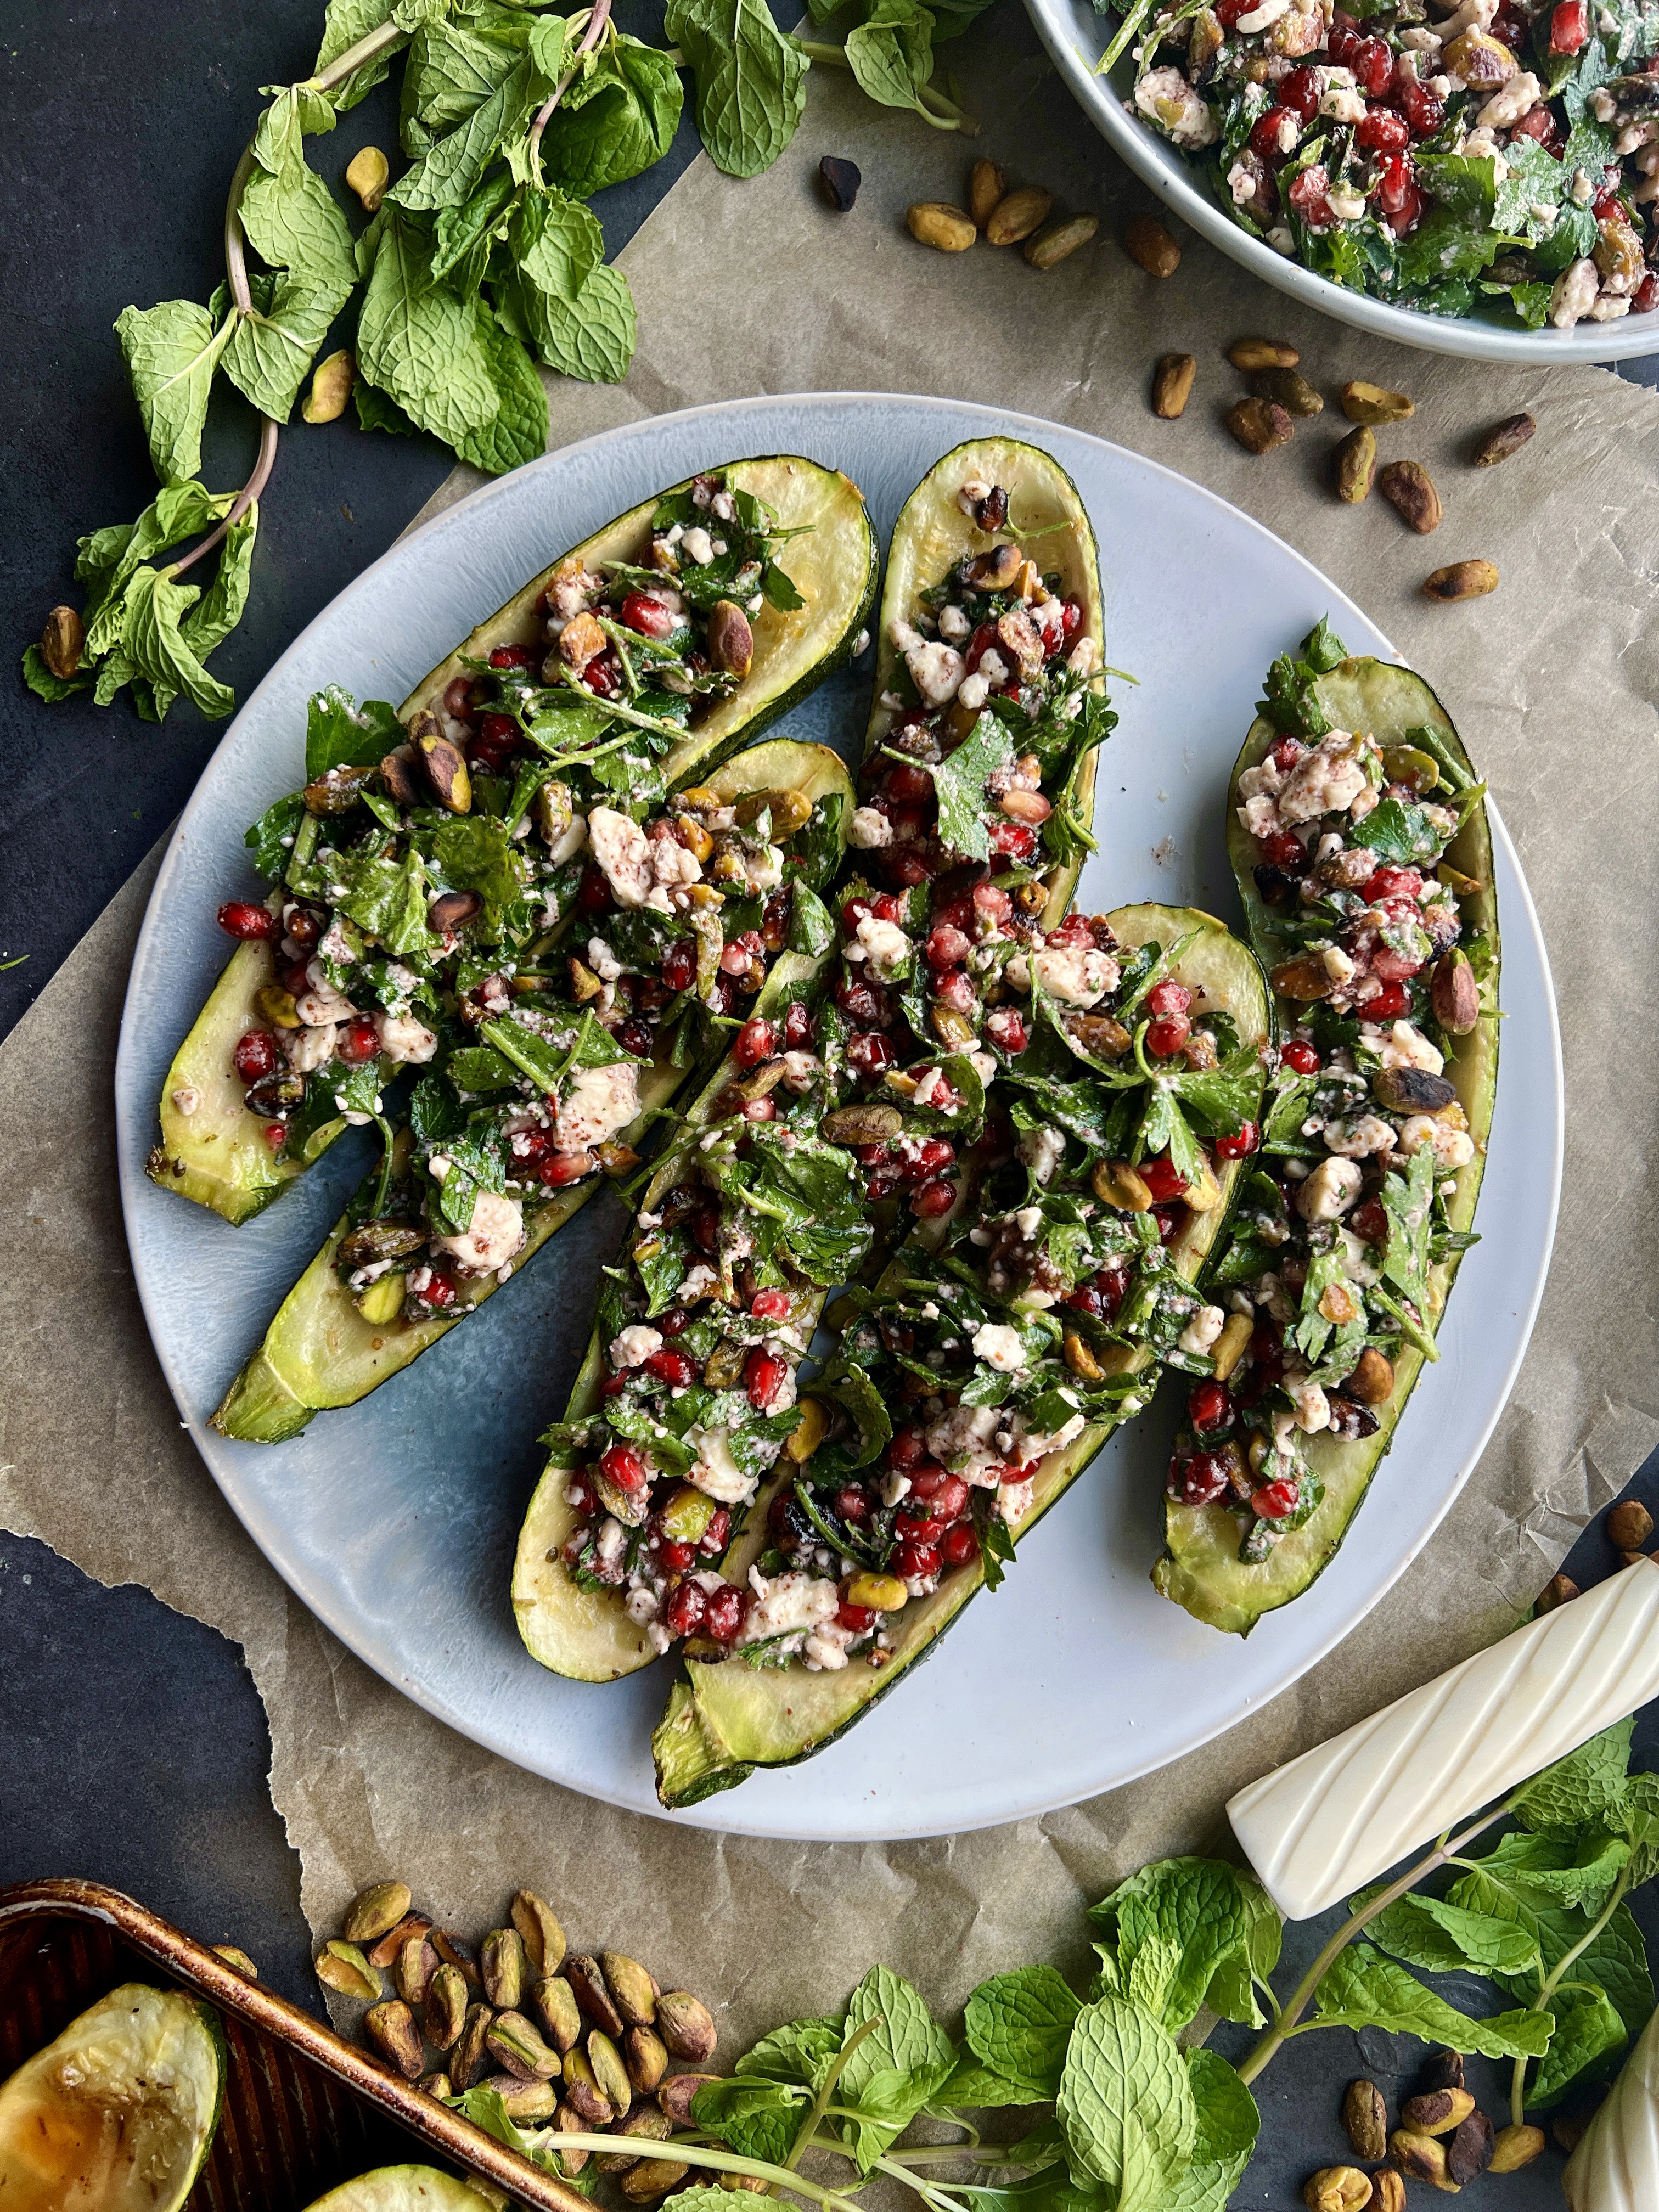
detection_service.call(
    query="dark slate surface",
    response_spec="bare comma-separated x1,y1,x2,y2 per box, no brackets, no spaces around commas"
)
3,8,1657,2202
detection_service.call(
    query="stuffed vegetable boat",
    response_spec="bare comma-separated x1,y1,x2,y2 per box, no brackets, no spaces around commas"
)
213,738,854,1442
1155,624,1498,1634
149,457,875,1225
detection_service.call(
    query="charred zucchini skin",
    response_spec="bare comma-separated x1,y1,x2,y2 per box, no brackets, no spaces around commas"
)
1154,656,1500,1635
653,906,1272,1805
152,456,875,1227
518,437,1110,1693
213,739,854,1444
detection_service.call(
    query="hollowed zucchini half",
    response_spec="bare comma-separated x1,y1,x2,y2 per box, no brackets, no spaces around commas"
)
0,1983,224,2212
301,2172,494,2212
651,905,1272,1806
864,436,1105,928
1154,656,1499,1635
213,739,854,1444
152,455,875,1226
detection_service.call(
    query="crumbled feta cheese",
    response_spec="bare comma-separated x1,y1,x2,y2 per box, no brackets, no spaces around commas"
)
997,1476,1034,1527
1323,1114,1397,1159
938,603,971,643
925,1402,1003,1482
553,1060,639,1151
1018,1125,1067,1186
1366,1020,1444,1075
687,1426,756,1505
431,1191,526,1274
283,1022,338,1074
1177,1304,1225,1357
847,914,910,978
972,1322,1027,1374
1291,1378,1331,1433
743,1569,840,1640
679,525,715,565
957,672,990,712
589,807,655,908
1296,1156,1364,1223
171,1085,201,1116
586,937,625,981
1550,256,1600,330
1398,1114,1476,1169
1276,732,1371,826
847,805,893,849
609,1324,663,1370
1031,943,1120,1007
907,640,967,707
1135,65,1221,146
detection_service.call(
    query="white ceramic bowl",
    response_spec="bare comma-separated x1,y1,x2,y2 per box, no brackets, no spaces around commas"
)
1025,0,1659,364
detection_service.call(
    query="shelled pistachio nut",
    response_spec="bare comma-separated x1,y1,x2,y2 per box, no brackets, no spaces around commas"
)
511,1890,567,1977
622,2155,691,2202
1250,365,1323,416
566,1953,626,2035
1341,380,1413,424
451,2002,494,2089
364,2000,424,2080
1342,2079,1387,2162
654,1991,716,2064
418,2070,453,2101
489,2073,559,2123
482,1927,528,2011
563,2046,615,2125
344,1881,414,1945
625,2025,671,2096
554,2103,592,2176
969,157,1006,226
424,1963,469,2052
316,1940,380,2000
1228,336,1297,370
595,2108,676,2174
486,2008,561,2081
908,202,976,252
212,1946,259,1980
588,2029,634,2115
396,1931,438,2006
600,1953,659,2028
658,2073,718,2128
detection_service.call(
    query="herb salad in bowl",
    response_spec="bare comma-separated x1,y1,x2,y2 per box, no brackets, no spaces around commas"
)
1026,0,1659,360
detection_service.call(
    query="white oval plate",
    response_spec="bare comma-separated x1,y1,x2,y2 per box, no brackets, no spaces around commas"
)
116,393,1561,1839
1025,0,1659,365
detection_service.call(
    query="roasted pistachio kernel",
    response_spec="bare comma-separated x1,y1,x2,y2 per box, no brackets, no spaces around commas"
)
1424,560,1498,602
1331,425,1376,504
316,1940,379,2000
1025,215,1098,269
1250,365,1323,415
1123,211,1180,276
302,349,356,424
1228,336,1297,370
986,185,1054,245
1152,352,1196,419
212,1945,259,1980
908,202,976,252
567,1954,626,2036
365,2000,424,2079
487,2008,561,2081
588,2028,633,2113
622,2155,691,2201
1471,412,1534,467
40,605,84,679
1488,2123,1545,2172
345,145,390,213
563,2047,615,2125
1341,2079,1387,2163
657,2073,718,2128
625,2025,670,2096
1341,379,1414,424
396,1932,438,2006
969,157,1006,226
425,1962,469,2051
482,1927,528,2011
1609,1499,1655,1550
1227,396,1294,454
255,984,301,1029
535,1974,583,2053
655,1992,717,2064
1092,1159,1152,1211
452,2002,494,2088
1402,2087,1475,2136
1302,2170,1373,2212
1378,459,1442,534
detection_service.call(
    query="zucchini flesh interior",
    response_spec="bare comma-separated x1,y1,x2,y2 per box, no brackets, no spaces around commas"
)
301,2171,499,2212
0,1984,224,2212
515,437,1112,1689
655,905,1272,1806
1155,655,1499,1635
214,738,853,1443
152,454,876,1226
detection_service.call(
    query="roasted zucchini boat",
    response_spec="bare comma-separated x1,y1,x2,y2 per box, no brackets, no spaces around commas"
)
214,739,853,1442
511,438,1114,1686
150,457,876,1224
652,904,1270,1805
1155,624,1498,1634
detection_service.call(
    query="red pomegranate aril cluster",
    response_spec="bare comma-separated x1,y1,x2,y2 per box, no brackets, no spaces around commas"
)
218,900,276,941
1281,1038,1320,1076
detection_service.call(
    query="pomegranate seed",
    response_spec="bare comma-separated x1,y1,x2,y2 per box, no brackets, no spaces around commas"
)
1251,105,1301,164
1490,0,1526,41
1096,1264,1129,1317
1328,17,1359,62
577,865,613,914
1352,35,1393,91
621,590,676,639
645,1347,698,1388
420,1272,455,1308
1594,181,1626,219
690,1207,722,1254
698,1508,730,1555
986,1007,1028,1054
1366,981,1410,1018
1549,0,1587,46
1146,1011,1191,1059
1045,914,1094,950
1357,108,1410,152
566,1473,598,1517
1060,599,1083,638
218,900,275,941
889,1426,926,1469
280,959,312,998
934,968,977,1014
336,1016,381,1065
888,851,933,890
665,1581,708,1638
1189,1382,1232,1433
1216,0,1252,21
962,621,1000,675
600,1443,648,1494
1287,164,1336,227
1261,831,1304,870
1146,978,1192,1018
865,1168,902,1202
1397,74,1445,135
745,1348,789,1410
990,821,1037,861
1371,945,1422,984
838,1601,878,1633
836,975,890,1027
234,1030,278,1083
662,941,697,994
705,1584,746,1641
536,1150,595,1187
1169,1450,1231,1506
886,762,934,805
941,1522,980,1569
263,1123,287,1152
601,1373,628,1398
911,1178,956,1219
865,894,901,925
1253,1478,1301,1521
1066,1285,1104,1319
1139,1157,1189,1204
1351,1198,1388,1245
736,1094,777,1123
927,923,972,969
751,1289,791,1320
930,1474,970,1521
1154,1205,1182,1245
488,643,536,670
1281,1039,1319,1075
783,1000,813,1049
895,1538,941,1580
444,674,480,721
972,883,1013,927
734,1017,777,1068
658,1307,690,1337
659,1539,696,1573
1363,865,1424,901
1510,101,1561,151
896,1508,948,1549
913,1137,955,1175
1636,272,1659,314
1214,1120,1259,1160
1383,177,1423,235
848,1031,895,1080
1280,64,1320,117
618,1018,654,1057
834,1486,871,1523
842,894,874,933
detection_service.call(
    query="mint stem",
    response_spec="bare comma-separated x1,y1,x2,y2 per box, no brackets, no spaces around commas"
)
1508,1859,1633,2128
529,0,615,183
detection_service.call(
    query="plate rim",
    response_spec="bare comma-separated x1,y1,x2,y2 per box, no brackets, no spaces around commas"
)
115,388,1563,1838
1023,0,1659,367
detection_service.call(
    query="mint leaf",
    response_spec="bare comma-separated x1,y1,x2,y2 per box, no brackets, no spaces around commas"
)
840,1965,955,2172
538,34,683,196
243,87,357,295
119,564,237,720
315,0,404,109
356,204,502,451
941,2056,1053,2107
305,685,403,779
661,2191,769,2212
932,711,1015,862
964,1967,1080,2097
1461,1827,1632,1916
22,644,92,701
1157,2050,1258,2212
511,184,605,303
1524,1983,1627,2112
1057,1995,1196,2212
432,167,518,286
115,299,234,485
457,304,548,475
1513,1720,1635,1837
355,378,420,437
846,0,936,117
1091,1859,1258,2035
1311,1944,1554,2058
222,269,348,423
509,259,637,384
734,2016,844,2086
1354,1888,1543,1978
690,2076,805,2165
1204,1870,1282,2029
1452,1850,1652,2039
389,51,536,210
666,0,808,179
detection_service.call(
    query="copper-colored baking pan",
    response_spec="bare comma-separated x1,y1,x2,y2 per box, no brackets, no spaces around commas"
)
0,1879,591,2210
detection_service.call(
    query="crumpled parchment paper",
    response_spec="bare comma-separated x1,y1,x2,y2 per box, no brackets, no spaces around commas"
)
2,0,1657,2037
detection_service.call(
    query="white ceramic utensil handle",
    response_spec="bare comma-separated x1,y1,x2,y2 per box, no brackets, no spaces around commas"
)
1227,1558,1659,1921
1563,2004,1659,2208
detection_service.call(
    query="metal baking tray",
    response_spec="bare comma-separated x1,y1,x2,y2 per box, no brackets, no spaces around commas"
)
0,1878,590,2210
